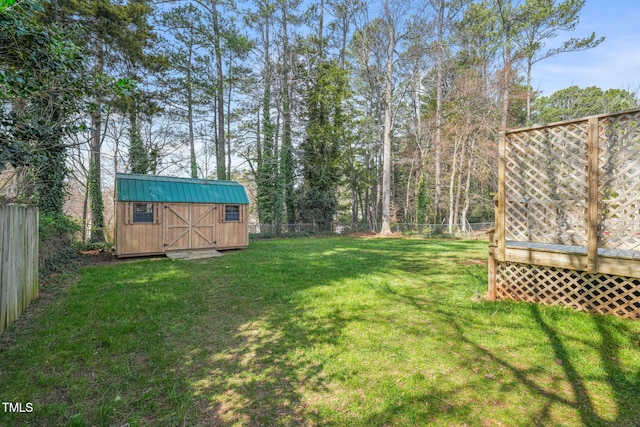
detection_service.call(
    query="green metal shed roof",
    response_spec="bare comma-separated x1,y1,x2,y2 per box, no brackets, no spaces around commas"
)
116,174,249,204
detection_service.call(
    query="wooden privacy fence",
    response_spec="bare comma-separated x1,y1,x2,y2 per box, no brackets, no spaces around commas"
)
0,204,39,334
489,108,640,319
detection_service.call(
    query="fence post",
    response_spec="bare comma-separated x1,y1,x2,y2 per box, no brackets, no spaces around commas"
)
0,206,7,333
586,117,600,273
487,227,497,301
497,132,506,262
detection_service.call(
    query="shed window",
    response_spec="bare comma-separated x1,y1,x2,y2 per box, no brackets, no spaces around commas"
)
225,205,240,222
133,203,154,223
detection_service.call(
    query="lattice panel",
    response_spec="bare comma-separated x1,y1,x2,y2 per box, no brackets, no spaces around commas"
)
504,123,589,245
598,111,640,252
496,262,640,319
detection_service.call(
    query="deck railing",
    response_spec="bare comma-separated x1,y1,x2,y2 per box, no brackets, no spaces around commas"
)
491,108,640,318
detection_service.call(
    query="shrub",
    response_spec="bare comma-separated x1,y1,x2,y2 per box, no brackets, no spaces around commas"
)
39,214,83,274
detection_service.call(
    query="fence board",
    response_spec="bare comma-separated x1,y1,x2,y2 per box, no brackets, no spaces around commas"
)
0,205,38,335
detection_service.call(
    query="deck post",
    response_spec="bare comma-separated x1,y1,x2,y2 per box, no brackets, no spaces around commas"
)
586,117,600,273
497,132,506,262
487,227,497,301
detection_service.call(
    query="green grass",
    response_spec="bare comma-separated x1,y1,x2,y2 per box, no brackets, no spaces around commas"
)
1,237,640,426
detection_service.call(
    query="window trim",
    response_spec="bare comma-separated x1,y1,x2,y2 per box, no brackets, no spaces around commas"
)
132,202,154,224
223,204,241,223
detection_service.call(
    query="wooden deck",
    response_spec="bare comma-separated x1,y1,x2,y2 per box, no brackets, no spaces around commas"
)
490,109,640,318
503,241,640,280
507,241,640,259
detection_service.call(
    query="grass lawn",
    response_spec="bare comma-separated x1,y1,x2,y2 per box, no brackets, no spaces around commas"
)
1,236,640,426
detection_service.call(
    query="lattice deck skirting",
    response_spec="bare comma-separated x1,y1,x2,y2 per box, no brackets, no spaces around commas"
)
492,109,640,320
496,262,640,319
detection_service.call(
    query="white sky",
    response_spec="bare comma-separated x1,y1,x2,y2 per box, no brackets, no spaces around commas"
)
531,0,640,96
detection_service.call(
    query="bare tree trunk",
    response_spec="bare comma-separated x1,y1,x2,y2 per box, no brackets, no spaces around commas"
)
318,0,324,56
413,58,423,153
212,0,226,180
380,0,395,235
351,183,358,224
459,139,475,233
447,138,459,233
501,62,511,131
434,1,444,225
499,0,513,131
187,45,197,178
88,38,106,243
364,186,370,227
405,159,415,223
340,6,348,67
82,173,89,242
227,53,233,180
526,60,532,124
453,137,466,234
375,147,382,225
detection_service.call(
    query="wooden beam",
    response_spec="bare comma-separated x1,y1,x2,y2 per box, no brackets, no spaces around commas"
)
597,257,640,279
505,246,588,272
587,117,600,273
497,132,506,262
488,242,497,301
503,107,640,135
504,246,640,280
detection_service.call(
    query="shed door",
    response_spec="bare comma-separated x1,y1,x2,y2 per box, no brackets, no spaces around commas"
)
191,204,217,249
164,204,217,251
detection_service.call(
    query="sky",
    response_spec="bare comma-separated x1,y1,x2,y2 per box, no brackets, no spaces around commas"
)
531,0,640,96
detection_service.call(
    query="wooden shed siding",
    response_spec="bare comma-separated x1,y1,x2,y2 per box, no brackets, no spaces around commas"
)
116,201,248,257
116,202,164,256
217,205,249,249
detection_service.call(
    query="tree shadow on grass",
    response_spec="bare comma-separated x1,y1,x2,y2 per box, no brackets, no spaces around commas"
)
180,304,354,426
385,286,640,427
513,305,640,426
164,238,462,426
11,238,637,426
339,242,640,424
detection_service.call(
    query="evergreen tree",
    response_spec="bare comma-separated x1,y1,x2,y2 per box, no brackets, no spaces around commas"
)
532,86,639,123
300,61,350,231
158,4,210,178
514,0,604,123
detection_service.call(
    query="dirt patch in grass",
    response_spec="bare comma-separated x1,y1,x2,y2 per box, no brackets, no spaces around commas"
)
348,231,402,238
81,249,120,265
81,249,165,266
464,259,487,266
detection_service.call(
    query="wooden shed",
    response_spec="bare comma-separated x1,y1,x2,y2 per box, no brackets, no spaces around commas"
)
115,174,249,257
489,108,640,319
